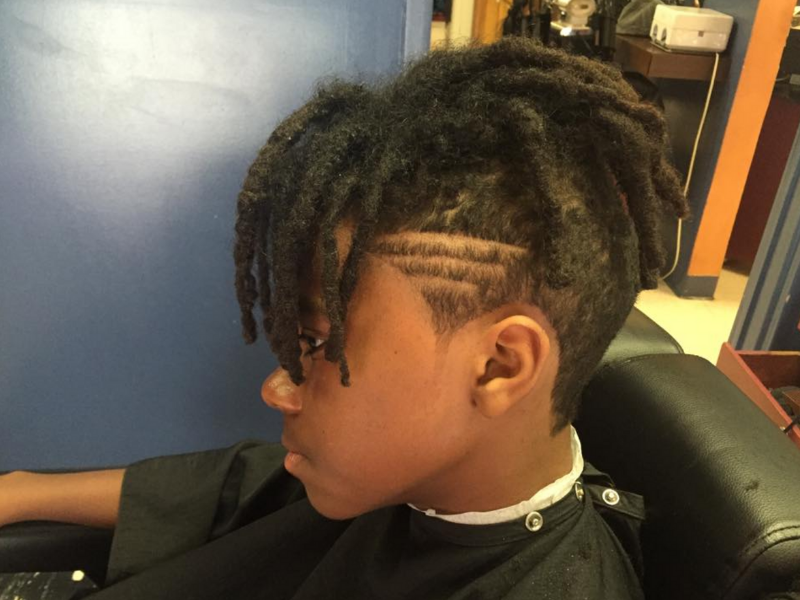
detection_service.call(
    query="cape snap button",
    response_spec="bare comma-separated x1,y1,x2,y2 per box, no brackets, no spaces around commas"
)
525,511,544,532
602,488,620,506
574,481,585,501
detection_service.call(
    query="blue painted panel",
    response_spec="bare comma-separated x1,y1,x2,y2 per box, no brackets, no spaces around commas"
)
730,125,800,351
0,0,431,470
405,0,434,60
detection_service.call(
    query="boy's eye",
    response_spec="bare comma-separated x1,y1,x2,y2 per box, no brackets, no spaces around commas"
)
299,333,327,357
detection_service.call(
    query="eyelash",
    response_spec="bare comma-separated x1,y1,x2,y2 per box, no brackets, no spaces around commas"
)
299,333,327,357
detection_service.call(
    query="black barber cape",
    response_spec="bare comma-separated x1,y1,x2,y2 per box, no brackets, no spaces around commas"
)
90,441,645,599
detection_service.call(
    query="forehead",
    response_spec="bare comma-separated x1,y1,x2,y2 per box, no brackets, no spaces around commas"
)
297,224,355,312
306,222,354,272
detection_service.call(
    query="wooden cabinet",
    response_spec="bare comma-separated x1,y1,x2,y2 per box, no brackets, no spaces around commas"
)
717,342,800,449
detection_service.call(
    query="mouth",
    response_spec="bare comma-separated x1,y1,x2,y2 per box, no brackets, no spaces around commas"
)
281,434,307,473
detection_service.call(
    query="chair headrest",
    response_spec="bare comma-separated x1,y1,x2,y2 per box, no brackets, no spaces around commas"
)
599,308,683,371
576,354,800,600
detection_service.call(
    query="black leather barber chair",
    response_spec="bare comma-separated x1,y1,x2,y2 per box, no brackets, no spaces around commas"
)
578,312,800,599
2,308,800,598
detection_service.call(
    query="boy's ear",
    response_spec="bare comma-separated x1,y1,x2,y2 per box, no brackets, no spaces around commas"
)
472,316,551,419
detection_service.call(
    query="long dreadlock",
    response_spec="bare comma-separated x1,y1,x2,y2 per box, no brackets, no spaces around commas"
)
233,37,687,432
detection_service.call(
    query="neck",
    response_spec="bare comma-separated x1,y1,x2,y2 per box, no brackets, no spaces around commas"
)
411,423,575,515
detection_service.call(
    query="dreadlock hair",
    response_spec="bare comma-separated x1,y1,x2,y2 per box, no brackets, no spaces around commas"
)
233,37,688,433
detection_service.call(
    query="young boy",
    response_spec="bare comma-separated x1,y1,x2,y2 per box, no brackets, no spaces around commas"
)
1,37,686,598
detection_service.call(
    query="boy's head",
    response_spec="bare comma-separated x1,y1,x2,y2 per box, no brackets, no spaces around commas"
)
233,38,686,519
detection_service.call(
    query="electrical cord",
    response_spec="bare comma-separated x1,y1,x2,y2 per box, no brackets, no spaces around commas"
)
662,50,720,280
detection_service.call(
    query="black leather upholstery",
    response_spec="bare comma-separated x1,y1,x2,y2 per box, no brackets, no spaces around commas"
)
599,307,683,368
577,354,800,600
0,521,112,585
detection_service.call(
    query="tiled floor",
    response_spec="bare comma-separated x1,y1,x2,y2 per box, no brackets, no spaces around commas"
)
634,268,750,363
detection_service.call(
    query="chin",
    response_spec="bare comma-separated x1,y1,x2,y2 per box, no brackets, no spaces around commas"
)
307,493,373,521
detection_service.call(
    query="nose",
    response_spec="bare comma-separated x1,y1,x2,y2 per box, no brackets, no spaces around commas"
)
261,368,303,415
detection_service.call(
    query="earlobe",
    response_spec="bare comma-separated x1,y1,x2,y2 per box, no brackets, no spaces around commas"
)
472,317,550,419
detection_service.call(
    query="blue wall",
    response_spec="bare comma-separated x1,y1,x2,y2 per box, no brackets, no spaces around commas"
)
0,0,431,470
730,124,800,352
659,0,763,297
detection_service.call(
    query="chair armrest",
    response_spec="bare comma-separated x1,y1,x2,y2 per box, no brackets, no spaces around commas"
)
0,521,113,586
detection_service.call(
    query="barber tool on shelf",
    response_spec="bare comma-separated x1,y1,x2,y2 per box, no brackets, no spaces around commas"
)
550,0,617,57
550,0,597,37
502,0,619,61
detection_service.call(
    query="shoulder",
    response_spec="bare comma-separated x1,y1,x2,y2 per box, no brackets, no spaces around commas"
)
499,503,644,600
502,468,646,600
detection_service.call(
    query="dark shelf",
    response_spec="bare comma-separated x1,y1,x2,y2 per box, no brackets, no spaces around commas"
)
615,34,730,81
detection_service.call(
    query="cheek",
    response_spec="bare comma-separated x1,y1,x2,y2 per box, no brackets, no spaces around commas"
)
342,372,457,471
342,329,466,438
307,319,467,461
350,322,439,391
303,359,471,513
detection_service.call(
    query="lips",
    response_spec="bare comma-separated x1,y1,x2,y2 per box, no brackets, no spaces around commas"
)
281,434,308,473
281,434,307,458
284,451,306,472
281,433,308,474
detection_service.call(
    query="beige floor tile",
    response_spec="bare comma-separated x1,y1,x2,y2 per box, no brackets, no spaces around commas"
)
634,269,749,363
